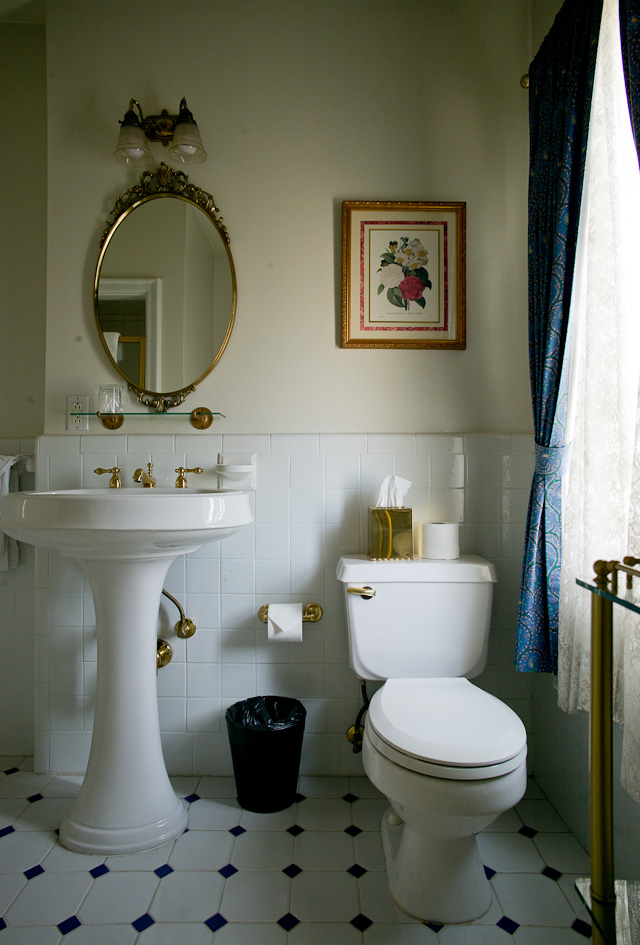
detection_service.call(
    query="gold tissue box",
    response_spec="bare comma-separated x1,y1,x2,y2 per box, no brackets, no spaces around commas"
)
368,507,413,560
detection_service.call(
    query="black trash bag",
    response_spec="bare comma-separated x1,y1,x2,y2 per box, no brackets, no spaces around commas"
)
227,695,306,731
225,696,306,813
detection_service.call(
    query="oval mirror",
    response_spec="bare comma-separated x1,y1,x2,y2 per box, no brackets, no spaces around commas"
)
94,163,236,411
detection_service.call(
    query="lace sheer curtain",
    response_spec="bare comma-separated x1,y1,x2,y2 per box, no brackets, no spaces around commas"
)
558,0,640,800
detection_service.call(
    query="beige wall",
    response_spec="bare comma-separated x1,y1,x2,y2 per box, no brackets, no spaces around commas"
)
40,0,533,435
0,24,46,436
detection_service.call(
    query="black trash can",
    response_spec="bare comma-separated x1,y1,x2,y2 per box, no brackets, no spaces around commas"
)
225,695,306,813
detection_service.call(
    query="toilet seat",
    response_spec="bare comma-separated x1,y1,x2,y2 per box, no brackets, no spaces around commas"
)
367,678,527,781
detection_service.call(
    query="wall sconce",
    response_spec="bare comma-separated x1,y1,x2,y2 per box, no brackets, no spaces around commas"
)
113,97,208,166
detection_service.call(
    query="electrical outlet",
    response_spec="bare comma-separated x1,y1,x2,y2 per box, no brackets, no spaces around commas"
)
67,395,90,431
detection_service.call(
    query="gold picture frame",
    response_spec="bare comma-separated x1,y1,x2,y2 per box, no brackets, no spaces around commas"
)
341,200,466,349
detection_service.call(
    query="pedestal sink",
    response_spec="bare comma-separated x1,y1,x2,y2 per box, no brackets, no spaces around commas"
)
0,488,252,855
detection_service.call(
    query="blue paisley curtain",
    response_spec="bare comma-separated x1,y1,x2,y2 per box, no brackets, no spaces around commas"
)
620,0,640,160
515,0,603,672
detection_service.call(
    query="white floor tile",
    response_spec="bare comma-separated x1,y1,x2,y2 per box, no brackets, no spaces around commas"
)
476,832,546,872
41,843,104,872
0,800,29,827
0,763,590,944
213,922,287,944
513,929,593,944
516,799,570,832
298,776,350,798
364,925,439,943
0,874,26,913
5,871,93,926
532,833,591,873
195,776,237,798
297,798,352,831
64,924,137,944
136,923,214,945
186,798,242,830
351,798,388,831
491,872,577,925
0,773,55,798
220,870,291,922
149,870,225,922
0,831,58,873
0,926,63,944
41,776,82,798
438,926,515,944
12,798,75,832
169,829,234,871
231,829,294,870
105,840,175,872
354,830,385,871
290,870,359,923
289,922,363,943
293,829,355,870
77,871,159,924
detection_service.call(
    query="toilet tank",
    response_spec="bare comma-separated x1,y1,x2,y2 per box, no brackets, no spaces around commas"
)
336,554,498,681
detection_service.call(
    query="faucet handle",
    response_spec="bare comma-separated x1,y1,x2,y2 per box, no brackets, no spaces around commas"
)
175,466,204,488
94,467,122,489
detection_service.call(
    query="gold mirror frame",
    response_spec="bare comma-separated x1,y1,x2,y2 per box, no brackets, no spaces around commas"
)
94,162,237,412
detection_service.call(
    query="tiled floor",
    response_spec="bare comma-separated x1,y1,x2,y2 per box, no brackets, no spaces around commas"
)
0,756,593,944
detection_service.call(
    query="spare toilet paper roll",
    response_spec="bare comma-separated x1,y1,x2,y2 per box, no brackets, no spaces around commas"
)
416,523,460,559
267,603,304,643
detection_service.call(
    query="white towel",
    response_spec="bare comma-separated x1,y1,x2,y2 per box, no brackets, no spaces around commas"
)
0,455,23,570
103,331,121,361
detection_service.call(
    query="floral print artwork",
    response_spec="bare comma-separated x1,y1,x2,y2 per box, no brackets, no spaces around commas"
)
377,237,432,311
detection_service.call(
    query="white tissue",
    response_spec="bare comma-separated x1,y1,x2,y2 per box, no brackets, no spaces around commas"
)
267,603,304,643
416,523,460,559
376,475,412,508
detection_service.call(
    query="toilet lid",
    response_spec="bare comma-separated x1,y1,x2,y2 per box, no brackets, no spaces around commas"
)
368,678,527,768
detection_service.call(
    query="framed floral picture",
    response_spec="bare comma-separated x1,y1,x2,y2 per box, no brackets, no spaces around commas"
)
341,200,466,349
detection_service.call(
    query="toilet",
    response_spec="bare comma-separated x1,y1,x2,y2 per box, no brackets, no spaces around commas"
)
337,554,527,924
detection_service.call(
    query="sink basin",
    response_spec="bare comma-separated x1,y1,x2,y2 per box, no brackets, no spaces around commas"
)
0,487,252,557
0,487,253,855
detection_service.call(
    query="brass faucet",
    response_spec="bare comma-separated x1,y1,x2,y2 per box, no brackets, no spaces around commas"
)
133,462,156,488
94,467,122,489
175,466,203,488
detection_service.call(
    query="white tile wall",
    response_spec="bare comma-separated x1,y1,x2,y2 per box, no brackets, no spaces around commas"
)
0,437,37,755
2,432,535,778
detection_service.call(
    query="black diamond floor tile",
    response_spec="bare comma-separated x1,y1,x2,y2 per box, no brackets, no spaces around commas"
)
277,912,300,931
351,914,373,932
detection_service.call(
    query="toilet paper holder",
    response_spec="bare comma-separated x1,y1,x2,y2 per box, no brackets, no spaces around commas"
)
258,603,323,624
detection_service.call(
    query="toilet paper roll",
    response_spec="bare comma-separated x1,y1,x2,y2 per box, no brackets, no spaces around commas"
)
416,523,460,559
267,603,304,643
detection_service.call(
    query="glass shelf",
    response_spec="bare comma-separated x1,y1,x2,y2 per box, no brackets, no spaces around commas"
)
69,412,225,417
576,568,640,944
575,878,640,945
577,577,640,616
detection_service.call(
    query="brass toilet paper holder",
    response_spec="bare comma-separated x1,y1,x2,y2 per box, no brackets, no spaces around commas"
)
258,603,323,624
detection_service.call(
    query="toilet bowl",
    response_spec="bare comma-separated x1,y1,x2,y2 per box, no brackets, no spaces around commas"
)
363,677,527,923
336,555,529,924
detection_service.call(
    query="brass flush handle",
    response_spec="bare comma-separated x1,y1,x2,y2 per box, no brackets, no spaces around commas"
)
346,586,376,599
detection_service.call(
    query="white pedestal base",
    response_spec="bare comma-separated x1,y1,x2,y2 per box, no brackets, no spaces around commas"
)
59,557,188,855
381,809,491,924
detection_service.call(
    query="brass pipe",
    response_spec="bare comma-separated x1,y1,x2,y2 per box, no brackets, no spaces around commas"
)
590,585,616,945
162,589,196,639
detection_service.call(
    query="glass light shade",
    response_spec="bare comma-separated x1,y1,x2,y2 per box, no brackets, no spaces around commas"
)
168,120,207,165
113,123,152,165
